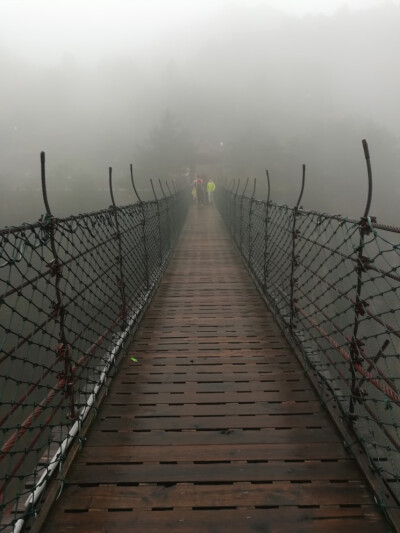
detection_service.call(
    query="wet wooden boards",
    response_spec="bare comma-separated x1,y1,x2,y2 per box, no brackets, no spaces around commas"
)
40,206,388,532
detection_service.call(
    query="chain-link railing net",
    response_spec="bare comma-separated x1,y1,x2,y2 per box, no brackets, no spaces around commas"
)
0,190,189,531
217,186,400,518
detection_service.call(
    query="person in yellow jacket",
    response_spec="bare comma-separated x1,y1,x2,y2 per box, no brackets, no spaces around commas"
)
206,178,216,204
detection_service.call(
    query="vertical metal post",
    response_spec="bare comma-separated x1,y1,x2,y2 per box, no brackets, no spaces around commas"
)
248,178,256,270
159,179,171,249
233,179,241,243
263,169,271,291
130,164,150,290
289,164,305,333
40,152,76,419
150,178,163,268
349,139,374,418
239,177,249,252
228,179,236,235
166,181,175,239
109,167,127,329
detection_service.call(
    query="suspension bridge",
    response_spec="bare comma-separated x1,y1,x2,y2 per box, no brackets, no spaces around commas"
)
1,146,400,532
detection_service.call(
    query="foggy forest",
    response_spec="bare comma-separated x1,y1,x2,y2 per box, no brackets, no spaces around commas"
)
1,1,400,226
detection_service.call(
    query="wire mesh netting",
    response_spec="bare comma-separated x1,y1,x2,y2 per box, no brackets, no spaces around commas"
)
217,185,400,523
0,189,189,531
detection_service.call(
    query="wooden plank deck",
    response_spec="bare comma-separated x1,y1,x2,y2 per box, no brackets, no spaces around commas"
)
40,205,388,532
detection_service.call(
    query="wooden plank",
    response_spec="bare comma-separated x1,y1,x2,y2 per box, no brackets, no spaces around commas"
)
75,443,351,464
120,359,299,368
104,390,318,403
99,401,325,418
56,481,376,510
94,413,332,432
109,381,314,393
84,427,346,447
41,508,387,533
67,460,363,485
133,342,290,351
116,377,308,387
140,317,283,326
122,350,297,359
116,366,307,376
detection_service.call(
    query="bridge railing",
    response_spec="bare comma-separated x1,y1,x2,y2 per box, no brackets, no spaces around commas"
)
0,156,190,531
217,168,400,525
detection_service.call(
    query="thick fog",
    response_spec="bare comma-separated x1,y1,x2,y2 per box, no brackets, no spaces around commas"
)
1,0,400,226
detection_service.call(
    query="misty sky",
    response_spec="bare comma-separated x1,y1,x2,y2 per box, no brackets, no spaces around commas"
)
1,0,400,65
1,0,400,225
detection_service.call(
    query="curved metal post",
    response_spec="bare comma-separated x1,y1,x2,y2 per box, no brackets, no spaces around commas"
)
159,179,171,248
296,164,306,208
130,164,150,289
150,179,163,267
235,178,241,195
129,164,142,203
166,181,176,238
241,177,250,198
266,169,271,205
41,152,75,419
40,152,52,217
158,179,167,199
232,179,241,243
263,170,271,290
239,177,250,250
349,139,375,418
227,179,236,233
362,139,373,218
289,164,306,332
248,178,257,269
109,167,127,329
150,178,158,201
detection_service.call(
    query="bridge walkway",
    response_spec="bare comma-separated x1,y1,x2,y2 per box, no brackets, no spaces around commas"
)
41,205,388,532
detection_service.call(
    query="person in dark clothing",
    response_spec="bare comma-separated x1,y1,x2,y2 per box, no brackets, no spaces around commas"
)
194,177,205,205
